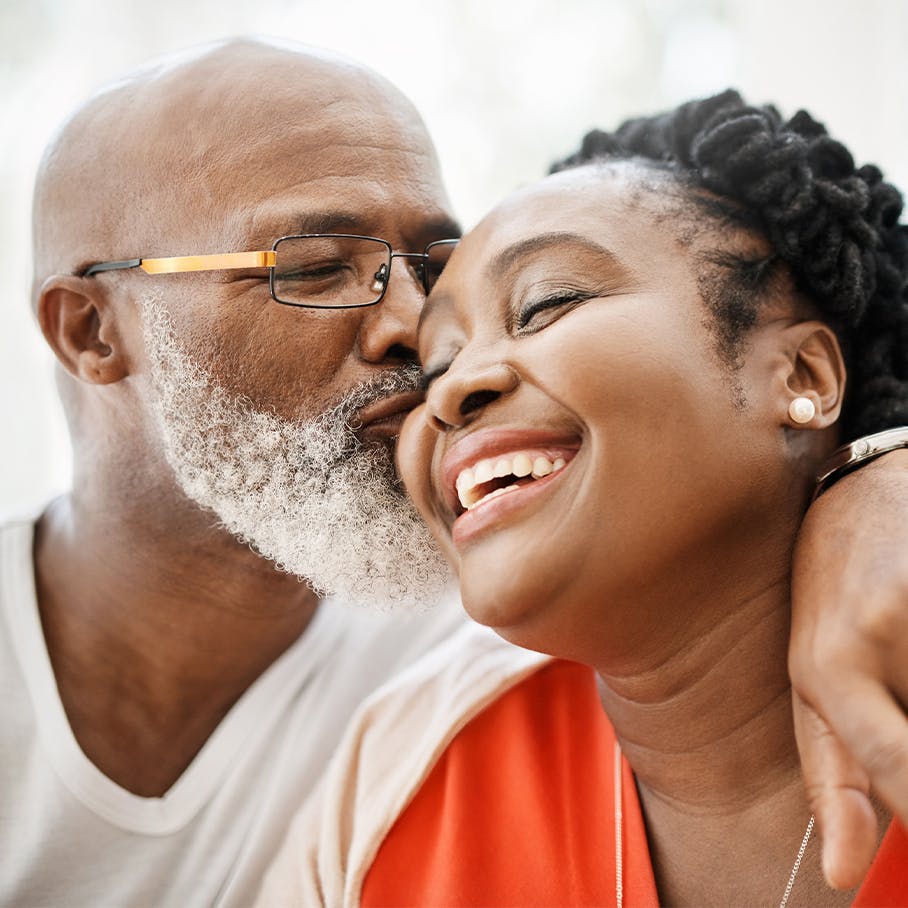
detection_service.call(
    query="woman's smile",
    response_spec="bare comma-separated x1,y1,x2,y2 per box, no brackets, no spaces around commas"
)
439,428,581,546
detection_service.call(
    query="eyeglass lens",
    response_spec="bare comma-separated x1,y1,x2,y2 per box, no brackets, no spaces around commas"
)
422,240,459,294
271,235,459,308
272,236,389,308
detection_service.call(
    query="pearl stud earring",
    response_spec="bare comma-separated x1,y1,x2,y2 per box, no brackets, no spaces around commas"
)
788,397,816,424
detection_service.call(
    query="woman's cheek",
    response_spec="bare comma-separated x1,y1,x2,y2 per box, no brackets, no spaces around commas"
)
397,405,441,522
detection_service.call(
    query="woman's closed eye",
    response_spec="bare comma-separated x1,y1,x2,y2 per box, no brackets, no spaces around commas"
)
515,290,595,333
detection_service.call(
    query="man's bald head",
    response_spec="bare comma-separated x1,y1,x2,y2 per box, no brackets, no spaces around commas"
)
32,37,441,298
29,38,455,602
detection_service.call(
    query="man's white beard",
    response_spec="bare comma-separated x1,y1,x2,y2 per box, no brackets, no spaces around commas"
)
139,297,450,610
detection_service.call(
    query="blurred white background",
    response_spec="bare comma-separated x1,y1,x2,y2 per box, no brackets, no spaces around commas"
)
2,0,907,515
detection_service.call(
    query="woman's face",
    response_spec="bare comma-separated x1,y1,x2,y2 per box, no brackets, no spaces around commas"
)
398,164,816,663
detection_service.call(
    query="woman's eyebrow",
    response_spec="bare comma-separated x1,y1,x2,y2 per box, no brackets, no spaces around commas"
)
418,232,628,334
487,232,623,278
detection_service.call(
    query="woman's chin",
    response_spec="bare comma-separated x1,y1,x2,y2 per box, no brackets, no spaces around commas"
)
460,575,540,632
458,568,572,657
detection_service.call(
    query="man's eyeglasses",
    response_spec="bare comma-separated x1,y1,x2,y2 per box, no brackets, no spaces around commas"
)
80,234,460,309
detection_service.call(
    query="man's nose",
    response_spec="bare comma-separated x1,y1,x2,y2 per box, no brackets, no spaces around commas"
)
357,257,424,364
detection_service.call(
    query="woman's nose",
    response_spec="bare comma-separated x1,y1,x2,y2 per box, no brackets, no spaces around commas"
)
425,357,520,431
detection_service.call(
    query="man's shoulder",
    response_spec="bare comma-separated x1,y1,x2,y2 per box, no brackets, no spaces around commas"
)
0,515,38,724
319,592,468,677
0,513,37,538
0,514,37,614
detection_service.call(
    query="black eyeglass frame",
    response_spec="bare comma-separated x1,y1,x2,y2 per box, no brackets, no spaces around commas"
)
79,234,461,310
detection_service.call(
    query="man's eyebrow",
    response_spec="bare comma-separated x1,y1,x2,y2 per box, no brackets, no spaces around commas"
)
487,232,622,278
291,211,364,236
242,211,362,247
254,212,462,244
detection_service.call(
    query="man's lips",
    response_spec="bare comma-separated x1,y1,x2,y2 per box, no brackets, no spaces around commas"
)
439,428,581,517
355,390,425,439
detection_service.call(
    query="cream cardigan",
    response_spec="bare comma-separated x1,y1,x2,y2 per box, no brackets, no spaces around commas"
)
256,622,550,907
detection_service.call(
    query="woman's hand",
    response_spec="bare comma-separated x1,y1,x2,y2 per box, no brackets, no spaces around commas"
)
790,449,908,889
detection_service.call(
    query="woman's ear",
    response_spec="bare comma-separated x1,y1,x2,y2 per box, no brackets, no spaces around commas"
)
777,321,846,430
37,276,131,385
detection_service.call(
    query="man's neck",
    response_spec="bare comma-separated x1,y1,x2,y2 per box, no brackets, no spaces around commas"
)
33,491,319,797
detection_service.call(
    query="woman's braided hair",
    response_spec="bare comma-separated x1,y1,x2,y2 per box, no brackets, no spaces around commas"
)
551,89,908,438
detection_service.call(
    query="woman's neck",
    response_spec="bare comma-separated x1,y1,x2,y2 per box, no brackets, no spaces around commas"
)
598,576,796,810
595,577,872,906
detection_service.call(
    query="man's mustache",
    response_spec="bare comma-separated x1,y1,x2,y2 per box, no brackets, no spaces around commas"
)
336,363,424,428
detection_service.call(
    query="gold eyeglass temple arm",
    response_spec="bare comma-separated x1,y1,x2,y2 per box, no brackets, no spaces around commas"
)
140,250,276,274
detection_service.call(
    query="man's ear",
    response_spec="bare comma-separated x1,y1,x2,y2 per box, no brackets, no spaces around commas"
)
37,276,131,385
777,321,846,430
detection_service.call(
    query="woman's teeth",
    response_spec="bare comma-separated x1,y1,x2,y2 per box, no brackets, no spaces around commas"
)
455,453,568,511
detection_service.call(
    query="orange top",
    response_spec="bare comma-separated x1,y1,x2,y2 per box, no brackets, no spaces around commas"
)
362,660,908,907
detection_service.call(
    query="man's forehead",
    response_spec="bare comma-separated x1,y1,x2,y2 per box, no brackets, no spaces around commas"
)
32,38,455,279
142,130,456,254
233,205,461,251
145,84,429,185
160,54,452,240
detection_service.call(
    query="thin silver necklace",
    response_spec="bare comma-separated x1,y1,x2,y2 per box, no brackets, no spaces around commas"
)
613,742,815,908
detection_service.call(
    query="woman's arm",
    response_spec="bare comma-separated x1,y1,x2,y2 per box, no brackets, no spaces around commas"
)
790,447,908,889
